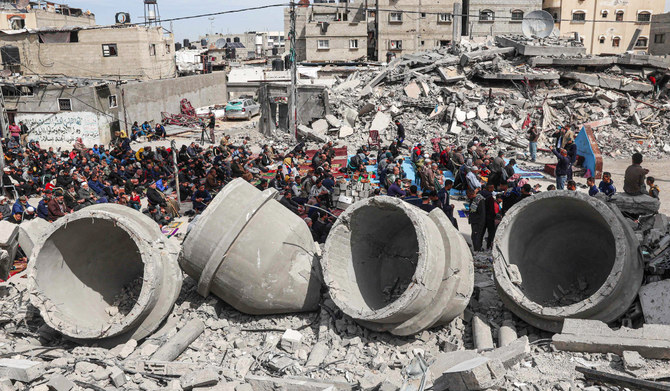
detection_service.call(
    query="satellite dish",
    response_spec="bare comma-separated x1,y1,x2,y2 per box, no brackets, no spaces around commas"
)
522,10,555,39
215,38,227,49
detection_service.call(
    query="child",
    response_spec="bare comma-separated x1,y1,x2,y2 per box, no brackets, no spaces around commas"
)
647,177,660,199
129,190,141,210
587,177,599,196
598,172,616,196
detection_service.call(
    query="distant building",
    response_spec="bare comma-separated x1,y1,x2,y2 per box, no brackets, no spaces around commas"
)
0,25,176,80
649,12,670,55
0,0,94,30
286,0,542,63
543,0,666,55
196,31,285,60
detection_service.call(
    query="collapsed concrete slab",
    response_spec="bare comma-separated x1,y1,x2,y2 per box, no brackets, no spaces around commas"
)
552,319,670,359
28,204,182,342
322,197,474,336
638,280,670,325
609,193,660,215
493,191,643,332
0,221,19,268
245,375,355,391
181,178,321,315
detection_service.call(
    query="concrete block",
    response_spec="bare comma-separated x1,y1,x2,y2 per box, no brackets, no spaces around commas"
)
359,372,384,390
17,218,51,259
0,221,18,247
339,125,354,138
0,378,14,391
109,366,126,387
370,112,391,131
235,384,253,391
181,368,219,390
0,250,9,281
482,336,529,369
404,82,421,99
639,280,670,325
430,350,481,384
610,193,660,215
325,114,341,128
455,108,466,122
622,350,646,371
280,329,303,353
497,320,517,347
552,319,670,359
343,108,358,128
472,315,494,350
0,359,44,382
245,375,354,390
436,357,505,391
476,105,488,120
312,119,329,134
46,374,75,391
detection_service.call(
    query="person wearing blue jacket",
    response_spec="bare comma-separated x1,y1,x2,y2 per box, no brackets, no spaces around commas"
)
12,196,32,216
37,192,51,220
598,172,616,196
552,148,570,190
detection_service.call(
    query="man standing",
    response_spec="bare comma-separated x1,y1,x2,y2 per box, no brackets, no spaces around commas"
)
623,153,649,196
551,148,570,190
19,121,29,146
467,188,486,252
395,120,405,147
208,112,216,143
437,180,457,228
527,123,539,162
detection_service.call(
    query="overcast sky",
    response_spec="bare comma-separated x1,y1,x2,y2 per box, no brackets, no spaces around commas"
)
69,0,670,42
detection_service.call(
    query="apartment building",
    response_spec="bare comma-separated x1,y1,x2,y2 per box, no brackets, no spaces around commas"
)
649,12,670,56
0,0,95,30
543,0,666,55
197,31,286,59
0,25,176,80
287,0,542,62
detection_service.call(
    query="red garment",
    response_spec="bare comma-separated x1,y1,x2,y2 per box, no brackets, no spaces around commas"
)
650,76,657,85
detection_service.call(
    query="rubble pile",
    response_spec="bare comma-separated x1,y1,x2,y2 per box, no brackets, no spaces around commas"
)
320,36,670,159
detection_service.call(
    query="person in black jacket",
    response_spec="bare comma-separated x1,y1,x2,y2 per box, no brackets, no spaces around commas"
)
565,139,577,181
551,148,570,190
467,188,486,252
311,211,332,243
146,182,167,207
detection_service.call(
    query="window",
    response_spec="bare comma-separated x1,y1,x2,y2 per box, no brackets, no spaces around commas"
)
479,10,494,21
389,40,402,50
615,11,623,21
511,10,524,21
165,43,171,53
149,44,156,56
317,39,329,49
601,10,608,18
637,11,651,23
599,35,605,44
438,13,452,22
420,12,426,18
635,37,648,47
389,12,402,22
439,40,450,47
612,36,620,47
420,40,425,46
1,86,33,97
58,98,72,111
109,95,118,108
655,34,666,44
9,16,25,30
349,39,358,49
102,43,118,57
572,11,586,22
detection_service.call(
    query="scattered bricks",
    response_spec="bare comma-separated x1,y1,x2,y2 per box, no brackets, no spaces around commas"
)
482,336,529,369
46,374,74,391
472,315,494,351
552,319,670,359
435,357,505,391
245,375,355,391
280,329,303,353
109,366,126,387
180,368,220,390
622,350,646,371
0,359,44,382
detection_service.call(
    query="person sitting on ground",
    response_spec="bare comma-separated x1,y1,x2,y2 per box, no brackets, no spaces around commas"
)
387,177,406,198
403,185,422,207
7,210,22,224
191,183,212,213
279,190,301,215
623,153,649,196
587,177,599,196
598,172,616,196
154,123,166,139
312,211,332,244
647,177,660,199
567,180,577,191
47,192,67,221
466,166,482,192
519,184,533,201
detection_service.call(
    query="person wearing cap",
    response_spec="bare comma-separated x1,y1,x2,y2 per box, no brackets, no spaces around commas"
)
24,206,36,220
37,192,52,220
48,192,67,221
466,166,482,192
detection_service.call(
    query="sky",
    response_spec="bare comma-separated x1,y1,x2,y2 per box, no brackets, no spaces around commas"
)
68,0,670,43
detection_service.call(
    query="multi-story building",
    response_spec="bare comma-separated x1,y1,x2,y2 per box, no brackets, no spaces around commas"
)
287,0,542,62
543,0,666,55
197,31,285,60
0,25,176,80
0,0,95,30
649,12,670,55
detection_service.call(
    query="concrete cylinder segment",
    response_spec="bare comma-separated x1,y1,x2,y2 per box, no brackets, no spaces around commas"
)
28,204,182,342
493,190,644,332
180,178,321,315
322,196,474,336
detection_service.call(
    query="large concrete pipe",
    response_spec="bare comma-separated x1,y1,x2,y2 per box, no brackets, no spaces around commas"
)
493,191,643,333
180,178,321,314
28,204,182,342
322,197,474,336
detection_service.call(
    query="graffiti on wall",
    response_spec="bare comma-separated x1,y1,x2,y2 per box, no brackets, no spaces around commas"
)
16,112,102,147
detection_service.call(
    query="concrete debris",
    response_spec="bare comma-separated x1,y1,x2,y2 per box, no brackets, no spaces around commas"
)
245,375,355,391
0,359,44,382
639,280,670,325
553,319,670,359
46,374,75,391
280,329,303,353
151,319,205,361
180,368,220,390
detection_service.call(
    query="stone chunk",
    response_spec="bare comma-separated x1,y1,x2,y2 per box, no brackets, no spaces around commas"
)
180,368,219,390
609,193,660,215
46,374,74,391
245,375,355,390
622,350,646,371
0,359,44,382
370,112,391,131
435,357,505,391
280,329,303,353
482,336,529,369
109,366,126,387
404,81,421,99
639,280,670,325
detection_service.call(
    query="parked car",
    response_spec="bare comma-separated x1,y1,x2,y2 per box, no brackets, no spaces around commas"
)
224,99,260,120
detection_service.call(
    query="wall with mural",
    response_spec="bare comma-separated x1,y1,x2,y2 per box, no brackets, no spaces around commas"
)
15,111,111,148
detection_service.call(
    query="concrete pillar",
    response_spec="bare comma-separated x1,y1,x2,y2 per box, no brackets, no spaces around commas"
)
493,191,644,333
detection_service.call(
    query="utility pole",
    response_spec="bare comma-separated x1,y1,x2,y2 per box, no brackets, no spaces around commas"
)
289,0,298,141
170,140,180,205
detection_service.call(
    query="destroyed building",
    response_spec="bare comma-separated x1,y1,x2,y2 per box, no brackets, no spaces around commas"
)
649,12,670,56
